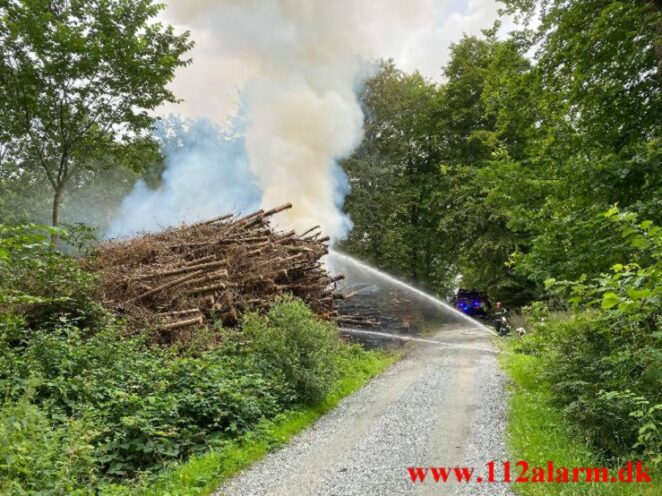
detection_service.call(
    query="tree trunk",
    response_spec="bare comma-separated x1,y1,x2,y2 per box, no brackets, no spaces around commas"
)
50,186,62,246
409,201,419,281
654,0,662,86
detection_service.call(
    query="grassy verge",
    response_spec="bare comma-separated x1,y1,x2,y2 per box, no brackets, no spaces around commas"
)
114,348,400,496
499,342,660,496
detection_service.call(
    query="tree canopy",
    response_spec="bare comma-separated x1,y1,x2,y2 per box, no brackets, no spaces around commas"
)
340,0,661,305
0,0,192,232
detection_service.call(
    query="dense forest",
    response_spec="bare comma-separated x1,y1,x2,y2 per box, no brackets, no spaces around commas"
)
1,0,661,494
341,2,661,305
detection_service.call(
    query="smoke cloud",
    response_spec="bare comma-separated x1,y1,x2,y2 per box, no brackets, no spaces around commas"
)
177,1,369,239
109,0,504,239
107,117,260,238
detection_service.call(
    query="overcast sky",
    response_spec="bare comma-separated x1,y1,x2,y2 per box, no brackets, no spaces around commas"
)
161,0,507,125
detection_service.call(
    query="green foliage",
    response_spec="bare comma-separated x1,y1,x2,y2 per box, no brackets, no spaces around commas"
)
340,39,536,304
342,1,660,307
0,392,98,495
0,224,100,327
1,318,284,478
485,0,662,286
244,297,343,405
0,300,354,490
511,214,662,465
132,347,399,496
500,349,661,496
548,209,662,317
0,0,192,228
0,233,371,492
340,60,453,294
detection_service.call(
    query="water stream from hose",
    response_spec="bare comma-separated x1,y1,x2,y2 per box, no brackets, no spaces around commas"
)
328,250,496,336
338,327,498,352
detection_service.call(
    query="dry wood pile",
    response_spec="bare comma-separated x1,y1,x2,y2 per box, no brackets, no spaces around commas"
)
89,204,356,339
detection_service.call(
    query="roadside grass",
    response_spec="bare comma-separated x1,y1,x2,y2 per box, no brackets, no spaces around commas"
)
500,342,660,496
107,347,400,496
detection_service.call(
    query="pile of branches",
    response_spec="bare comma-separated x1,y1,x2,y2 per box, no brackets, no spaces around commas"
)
89,204,353,339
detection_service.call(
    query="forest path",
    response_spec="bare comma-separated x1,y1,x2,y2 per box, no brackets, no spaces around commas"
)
216,324,512,496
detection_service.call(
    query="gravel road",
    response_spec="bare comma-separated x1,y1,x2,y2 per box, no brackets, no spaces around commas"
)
216,324,513,496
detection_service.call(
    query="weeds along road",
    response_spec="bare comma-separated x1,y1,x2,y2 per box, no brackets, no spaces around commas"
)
216,324,513,496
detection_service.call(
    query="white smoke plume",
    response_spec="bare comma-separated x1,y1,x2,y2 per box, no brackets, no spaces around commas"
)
107,117,261,238
109,0,504,239
178,1,370,238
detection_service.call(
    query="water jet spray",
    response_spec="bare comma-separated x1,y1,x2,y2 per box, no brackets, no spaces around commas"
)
328,250,497,336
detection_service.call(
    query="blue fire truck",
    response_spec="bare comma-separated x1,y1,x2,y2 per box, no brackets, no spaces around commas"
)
453,288,489,318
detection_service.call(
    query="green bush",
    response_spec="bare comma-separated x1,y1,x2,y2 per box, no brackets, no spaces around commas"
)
0,393,97,495
0,299,355,490
0,224,101,328
0,320,291,478
516,210,662,465
244,297,343,405
535,312,660,457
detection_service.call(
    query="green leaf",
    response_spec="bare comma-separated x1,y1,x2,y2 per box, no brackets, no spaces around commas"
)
605,206,619,218
601,291,620,309
638,422,657,434
617,301,637,314
626,288,651,300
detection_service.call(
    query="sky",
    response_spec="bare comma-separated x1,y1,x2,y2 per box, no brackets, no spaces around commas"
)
160,0,507,125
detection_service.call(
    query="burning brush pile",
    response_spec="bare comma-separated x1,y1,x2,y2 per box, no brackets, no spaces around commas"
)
90,203,354,339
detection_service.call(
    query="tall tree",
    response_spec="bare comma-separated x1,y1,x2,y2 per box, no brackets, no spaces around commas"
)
340,61,454,294
340,38,536,304
433,31,537,304
344,4,660,306
0,0,192,237
489,0,662,284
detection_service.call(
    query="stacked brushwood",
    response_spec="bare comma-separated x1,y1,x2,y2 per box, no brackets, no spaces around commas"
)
89,204,353,339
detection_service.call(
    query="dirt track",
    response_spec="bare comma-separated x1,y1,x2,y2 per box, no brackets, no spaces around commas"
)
217,324,512,496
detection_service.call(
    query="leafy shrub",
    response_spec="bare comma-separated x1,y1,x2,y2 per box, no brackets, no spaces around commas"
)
0,393,97,495
0,224,101,328
547,208,661,320
0,320,292,478
244,297,343,405
518,210,662,465
1,298,352,491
